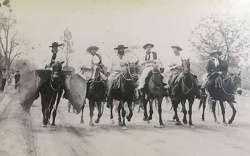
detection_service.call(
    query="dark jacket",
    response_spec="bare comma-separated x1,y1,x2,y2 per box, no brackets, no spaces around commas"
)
145,52,157,61
206,59,228,75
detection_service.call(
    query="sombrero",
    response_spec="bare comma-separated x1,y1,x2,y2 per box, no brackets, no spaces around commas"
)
143,43,154,49
114,45,128,50
86,46,99,53
210,50,223,56
171,45,183,51
49,42,63,48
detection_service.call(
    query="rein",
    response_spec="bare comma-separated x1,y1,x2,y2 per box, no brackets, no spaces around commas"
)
151,71,162,90
219,75,237,96
122,62,138,87
181,74,194,95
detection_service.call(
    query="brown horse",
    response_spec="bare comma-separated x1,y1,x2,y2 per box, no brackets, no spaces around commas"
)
208,72,242,124
141,60,165,127
80,63,106,126
109,62,139,129
39,61,65,126
171,58,197,127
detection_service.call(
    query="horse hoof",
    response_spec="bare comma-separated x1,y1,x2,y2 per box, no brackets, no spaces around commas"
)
110,119,115,124
122,126,127,130
183,120,187,125
214,118,217,122
223,122,228,126
160,124,165,128
143,117,148,121
126,116,131,122
202,118,205,121
118,121,123,126
95,119,100,124
80,120,84,124
51,123,55,126
175,121,182,125
190,125,195,129
228,119,233,124
147,116,152,121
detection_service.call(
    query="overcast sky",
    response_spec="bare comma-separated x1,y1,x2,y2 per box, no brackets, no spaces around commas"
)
7,0,250,68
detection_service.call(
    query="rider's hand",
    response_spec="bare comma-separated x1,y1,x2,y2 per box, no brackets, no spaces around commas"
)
218,71,222,75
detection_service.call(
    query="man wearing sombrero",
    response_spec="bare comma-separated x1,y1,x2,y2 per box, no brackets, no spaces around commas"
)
46,42,64,69
205,50,229,101
138,43,161,90
167,45,200,97
106,45,138,107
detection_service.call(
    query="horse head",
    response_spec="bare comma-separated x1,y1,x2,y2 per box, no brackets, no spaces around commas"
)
182,58,190,74
91,63,102,81
152,60,165,73
230,72,242,95
51,61,64,81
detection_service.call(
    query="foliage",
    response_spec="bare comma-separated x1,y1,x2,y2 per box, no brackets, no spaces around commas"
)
61,28,74,69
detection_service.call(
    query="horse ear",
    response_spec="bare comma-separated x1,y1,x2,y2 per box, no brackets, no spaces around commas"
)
188,57,190,61
61,61,65,65
238,71,241,76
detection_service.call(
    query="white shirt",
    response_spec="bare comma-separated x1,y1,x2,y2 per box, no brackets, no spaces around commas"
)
166,52,183,71
108,53,138,73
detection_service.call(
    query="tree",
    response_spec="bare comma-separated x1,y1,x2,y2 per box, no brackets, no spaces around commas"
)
189,13,250,68
61,28,74,70
0,3,27,72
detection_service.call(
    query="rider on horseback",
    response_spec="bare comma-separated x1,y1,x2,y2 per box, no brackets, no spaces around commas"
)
106,45,138,108
138,43,168,92
204,50,230,101
167,45,200,98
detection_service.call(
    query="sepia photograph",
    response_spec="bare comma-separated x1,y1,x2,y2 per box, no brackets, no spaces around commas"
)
0,0,249,156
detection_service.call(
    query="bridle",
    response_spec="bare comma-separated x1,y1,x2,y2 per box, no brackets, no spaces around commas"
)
219,74,241,96
151,70,163,90
122,62,138,87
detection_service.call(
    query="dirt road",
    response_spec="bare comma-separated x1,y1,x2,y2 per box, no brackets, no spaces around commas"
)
0,86,250,156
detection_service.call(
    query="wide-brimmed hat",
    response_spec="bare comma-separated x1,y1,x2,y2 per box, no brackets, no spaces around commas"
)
86,46,99,53
143,43,154,49
49,42,63,48
171,45,183,51
210,50,223,56
114,45,128,50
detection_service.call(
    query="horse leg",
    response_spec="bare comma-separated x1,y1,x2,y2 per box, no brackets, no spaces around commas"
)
109,100,115,124
143,96,149,121
52,91,63,126
118,101,123,126
121,101,126,127
95,101,102,124
202,96,207,121
227,101,236,124
158,98,164,126
212,101,218,122
126,101,133,122
148,98,154,121
181,100,187,125
80,100,85,124
68,102,71,113
188,98,195,126
219,101,227,125
173,101,182,125
89,100,95,126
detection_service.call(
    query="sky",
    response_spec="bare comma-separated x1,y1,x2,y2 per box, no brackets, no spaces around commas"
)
5,0,250,68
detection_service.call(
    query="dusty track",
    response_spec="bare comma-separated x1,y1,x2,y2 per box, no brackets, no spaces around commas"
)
1,86,250,156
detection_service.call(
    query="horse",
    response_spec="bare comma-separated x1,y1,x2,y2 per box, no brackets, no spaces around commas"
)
80,63,106,126
109,62,139,128
171,58,197,126
208,72,242,124
141,60,166,127
39,61,65,126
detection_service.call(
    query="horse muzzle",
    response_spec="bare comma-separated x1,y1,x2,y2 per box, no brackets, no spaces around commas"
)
160,67,165,73
237,88,242,95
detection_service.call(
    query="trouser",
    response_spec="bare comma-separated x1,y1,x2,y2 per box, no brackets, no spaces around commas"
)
1,79,6,91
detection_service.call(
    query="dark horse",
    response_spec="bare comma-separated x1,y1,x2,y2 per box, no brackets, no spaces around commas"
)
109,62,139,128
208,72,242,124
141,60,165,127
39,61,65,126
80,63,106,126
171,58,197,126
